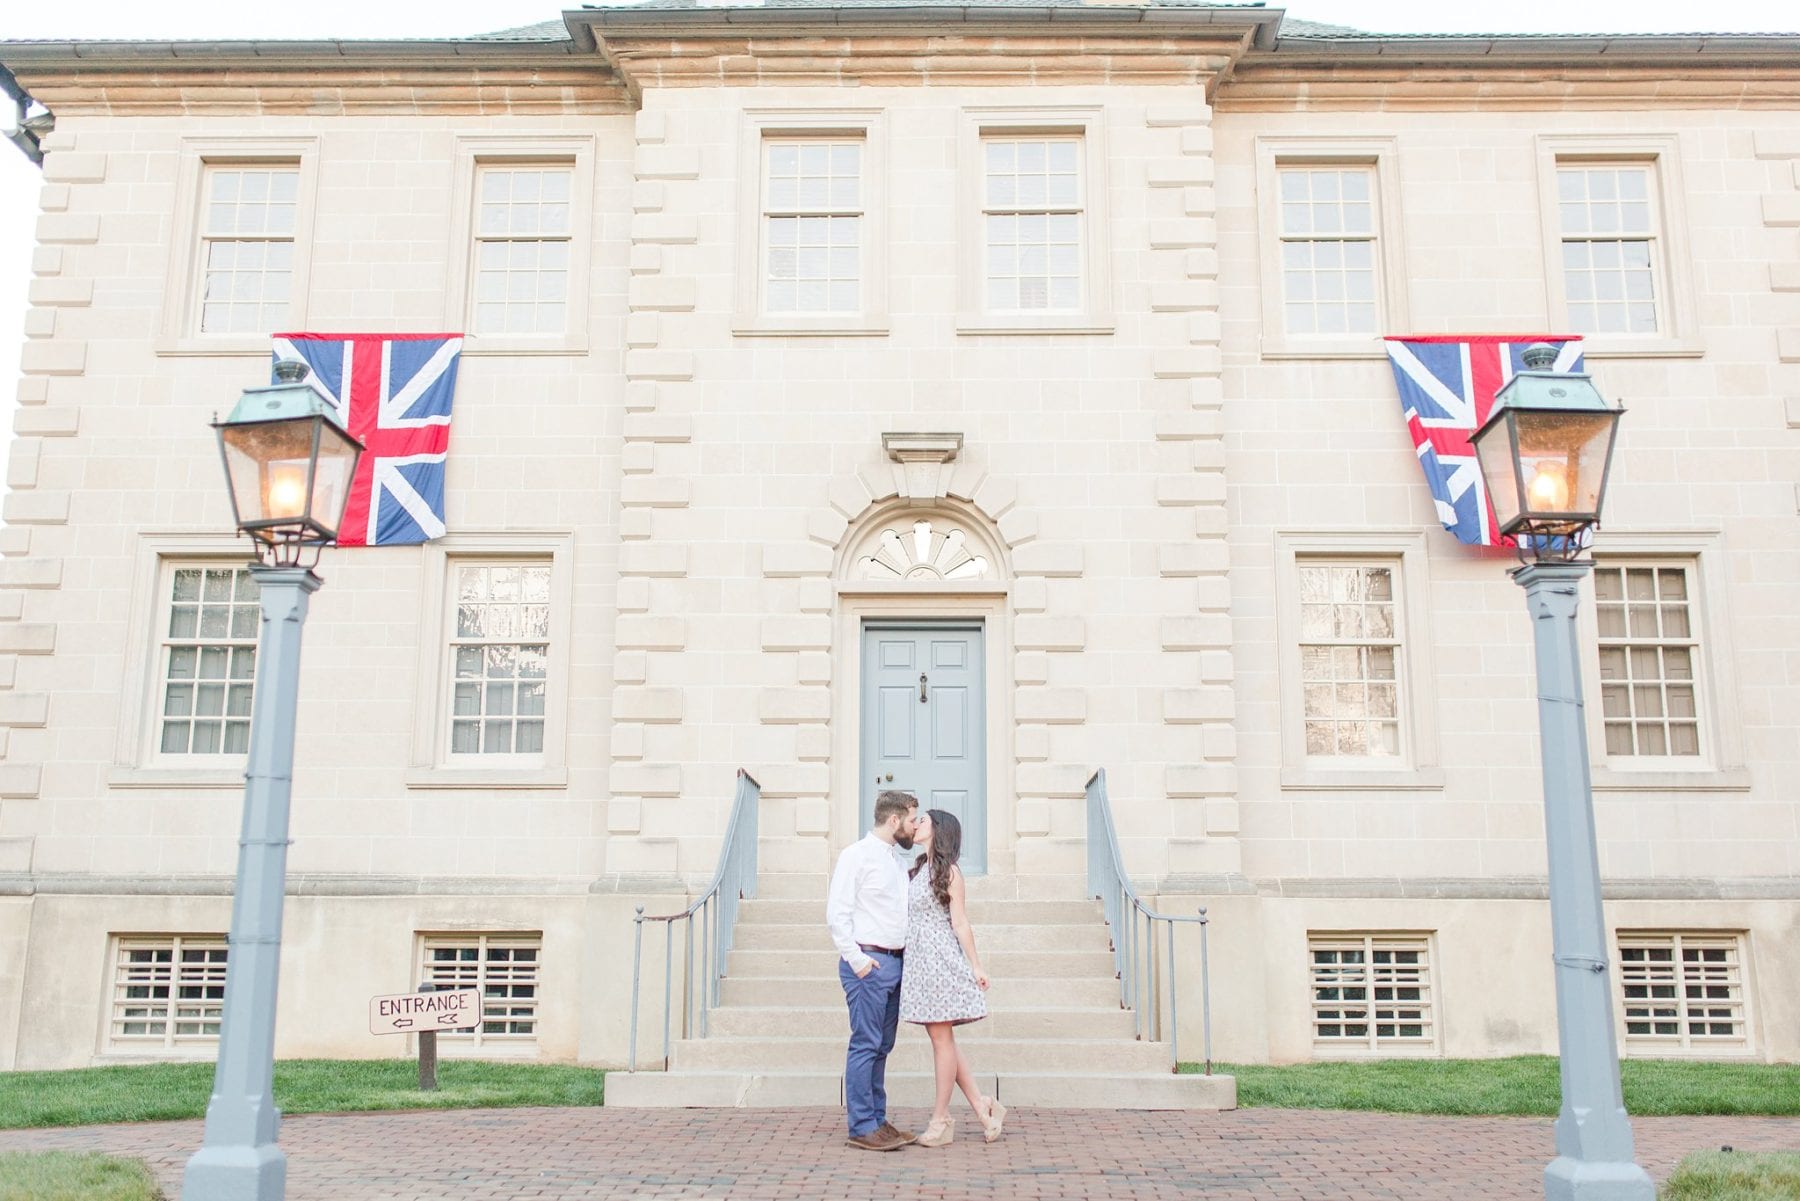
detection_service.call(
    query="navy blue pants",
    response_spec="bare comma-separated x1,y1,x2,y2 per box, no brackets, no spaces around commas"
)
840,951,902,1137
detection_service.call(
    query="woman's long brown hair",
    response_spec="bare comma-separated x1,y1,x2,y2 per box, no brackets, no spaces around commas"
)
908,808,962,910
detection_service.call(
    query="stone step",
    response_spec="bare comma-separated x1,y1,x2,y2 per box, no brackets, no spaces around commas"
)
727,948,1116,980
606,1070,1235,1111
719,974,1124,1009
753,875,828,900
731,923,1112,952
705,1005,1138,1041
671,1036,1173,1075
737,899,1102,926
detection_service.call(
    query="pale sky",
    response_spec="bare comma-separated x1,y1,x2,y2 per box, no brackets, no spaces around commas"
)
2,0,1797,441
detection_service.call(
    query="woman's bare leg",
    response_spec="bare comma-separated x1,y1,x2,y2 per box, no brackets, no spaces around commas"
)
953,1039,988,1117
927,1023,958,1123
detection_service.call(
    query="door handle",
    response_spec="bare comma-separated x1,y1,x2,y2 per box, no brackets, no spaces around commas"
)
919,673,928,703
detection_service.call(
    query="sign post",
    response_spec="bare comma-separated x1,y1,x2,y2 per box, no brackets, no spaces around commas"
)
368,983,480,1091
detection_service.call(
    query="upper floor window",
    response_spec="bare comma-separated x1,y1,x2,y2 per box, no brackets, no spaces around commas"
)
1556,164,1661,336
982,137,1083,314
1278,166,1378,338
762,139,863,316
449,562,552,757
1534,137,1699,356
199,166,299,335
1594,563,1700,758
473,166,573,337
159,565,258,758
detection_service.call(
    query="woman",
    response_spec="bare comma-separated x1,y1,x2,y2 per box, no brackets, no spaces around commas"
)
898,808,1006,1147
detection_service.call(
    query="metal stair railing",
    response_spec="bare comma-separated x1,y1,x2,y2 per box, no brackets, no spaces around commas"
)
627,768,760,1072
1086,767,1214,1074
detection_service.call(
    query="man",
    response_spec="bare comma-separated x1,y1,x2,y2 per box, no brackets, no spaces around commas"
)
826,789,919,1151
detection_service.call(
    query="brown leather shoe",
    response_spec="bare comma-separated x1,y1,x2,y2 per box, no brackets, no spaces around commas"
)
879,1121,917,1146
847,1128,904,1152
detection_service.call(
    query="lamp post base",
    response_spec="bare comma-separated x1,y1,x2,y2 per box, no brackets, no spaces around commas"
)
1546,1155,1656,1200
182,1142,286,1201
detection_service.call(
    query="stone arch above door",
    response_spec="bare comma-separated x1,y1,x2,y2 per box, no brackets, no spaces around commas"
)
839,502,1010,585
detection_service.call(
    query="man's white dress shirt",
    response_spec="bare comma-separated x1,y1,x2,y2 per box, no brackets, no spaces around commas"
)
826,832,910,976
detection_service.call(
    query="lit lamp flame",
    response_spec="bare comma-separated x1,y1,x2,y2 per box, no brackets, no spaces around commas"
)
267,462,309,520
1527,461,1570,510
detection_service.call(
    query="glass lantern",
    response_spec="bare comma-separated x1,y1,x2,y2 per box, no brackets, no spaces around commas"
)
213,361,364,567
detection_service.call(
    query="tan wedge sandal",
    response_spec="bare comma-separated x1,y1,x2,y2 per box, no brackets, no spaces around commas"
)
981,1098,1007,1143
916,1117,955,1147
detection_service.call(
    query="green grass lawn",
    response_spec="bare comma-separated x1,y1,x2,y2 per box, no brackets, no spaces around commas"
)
1663,1151,1800,1201
1178,1056,1800,1117
0,1151,163,1201
0,1060,604,1131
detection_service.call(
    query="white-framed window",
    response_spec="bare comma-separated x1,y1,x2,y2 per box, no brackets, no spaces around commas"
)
1594,563,1701,759
1309,934,1436,1054
981,136,1083,315
1555,164,1661,336
1255,139,1408,359
1274,533,1441,790
1297,561,1402,759
957,108,1111,335
734,111,886,336
419,933,542,1049
1534,136,1699,357
445,137,594,355
156,565,259,759
762,138,863,316
407,534,573,789
158,138,319,355
1581,535,1746,790
1277,166,1379,338
472,165,574,337
1617,932,1750,1054
108,935,228,1052
198,166,299,335
448,562,552,757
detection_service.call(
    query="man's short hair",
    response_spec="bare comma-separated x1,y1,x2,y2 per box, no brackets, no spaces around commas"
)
873,790,918,826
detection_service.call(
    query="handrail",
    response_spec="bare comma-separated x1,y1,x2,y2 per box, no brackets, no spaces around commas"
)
627,768,760,1071
1086,767,1213,1074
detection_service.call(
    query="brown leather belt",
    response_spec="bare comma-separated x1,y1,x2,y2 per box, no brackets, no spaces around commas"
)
858,943,904,959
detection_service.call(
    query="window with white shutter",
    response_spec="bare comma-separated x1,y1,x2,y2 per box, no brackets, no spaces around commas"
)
419,934,542,1049
109,936,229,1051
1309,934,1435,1053
1618,932,1749,1054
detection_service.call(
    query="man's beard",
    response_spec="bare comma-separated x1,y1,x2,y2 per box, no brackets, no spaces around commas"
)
895,832,915,850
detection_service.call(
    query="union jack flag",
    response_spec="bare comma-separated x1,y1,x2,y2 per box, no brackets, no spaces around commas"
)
271,333,463,547
1384,335,1585,547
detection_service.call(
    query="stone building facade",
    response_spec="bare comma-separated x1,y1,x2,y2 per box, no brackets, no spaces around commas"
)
0,3,1796,1075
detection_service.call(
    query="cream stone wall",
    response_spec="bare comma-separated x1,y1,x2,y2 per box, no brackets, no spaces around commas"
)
0,20,1796,1071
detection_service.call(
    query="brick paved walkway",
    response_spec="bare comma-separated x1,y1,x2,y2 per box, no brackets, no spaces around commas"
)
2,1106,1793,1200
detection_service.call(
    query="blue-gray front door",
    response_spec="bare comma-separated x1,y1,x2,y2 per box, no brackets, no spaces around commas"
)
860,623,987,875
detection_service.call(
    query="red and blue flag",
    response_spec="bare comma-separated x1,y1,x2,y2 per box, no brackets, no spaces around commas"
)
271,332,463,547
1383,335,1584,547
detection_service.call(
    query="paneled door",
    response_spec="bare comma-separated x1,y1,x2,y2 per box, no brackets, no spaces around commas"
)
860,623,987,875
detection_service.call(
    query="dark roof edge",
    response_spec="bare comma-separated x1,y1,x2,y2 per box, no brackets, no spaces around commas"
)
1265,30,1800,58
0,36,586,66
567,4,1286,50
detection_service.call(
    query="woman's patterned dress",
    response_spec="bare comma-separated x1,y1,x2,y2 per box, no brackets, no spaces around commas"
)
899,866,988,1026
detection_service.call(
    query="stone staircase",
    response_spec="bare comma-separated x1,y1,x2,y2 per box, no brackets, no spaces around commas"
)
607,874,1235,1109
